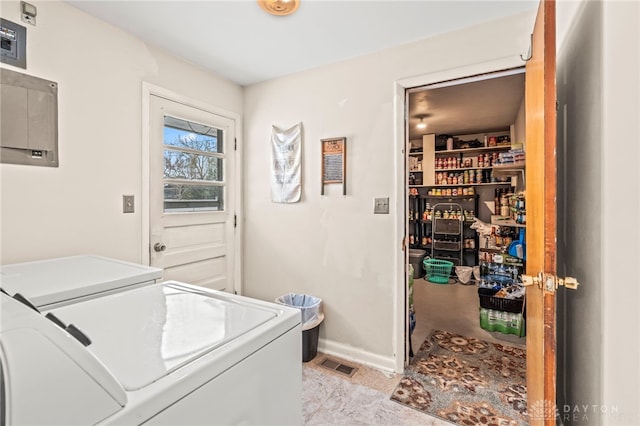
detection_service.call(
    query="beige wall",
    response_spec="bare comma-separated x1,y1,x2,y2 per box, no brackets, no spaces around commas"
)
556,1,604,423
557,0,640,424
242,11,535,368
0,1,243,265
601,0,640,423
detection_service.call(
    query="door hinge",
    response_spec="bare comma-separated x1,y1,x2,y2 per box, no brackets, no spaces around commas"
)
234,214,237,228
234,138,237,151
522,273,579,293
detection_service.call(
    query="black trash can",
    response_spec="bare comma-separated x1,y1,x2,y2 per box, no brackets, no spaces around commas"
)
275,293,324,362
302,323,321,362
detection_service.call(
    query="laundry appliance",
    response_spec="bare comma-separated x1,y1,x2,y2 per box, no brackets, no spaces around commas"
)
0,255,162,309
0,280,302,425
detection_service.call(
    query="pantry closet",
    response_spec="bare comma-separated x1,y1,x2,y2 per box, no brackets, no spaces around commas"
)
406,67,529,351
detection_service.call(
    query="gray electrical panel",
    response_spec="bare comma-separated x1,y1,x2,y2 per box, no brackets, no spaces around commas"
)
1,18,26,69
0,68,58,167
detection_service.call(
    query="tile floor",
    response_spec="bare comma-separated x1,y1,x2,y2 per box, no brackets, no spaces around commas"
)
301,276,525,425
303,355,449,425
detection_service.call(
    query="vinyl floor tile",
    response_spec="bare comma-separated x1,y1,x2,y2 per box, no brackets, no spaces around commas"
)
303,362,450,425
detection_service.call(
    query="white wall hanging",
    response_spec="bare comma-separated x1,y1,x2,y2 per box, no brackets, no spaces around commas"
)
270,122,302,203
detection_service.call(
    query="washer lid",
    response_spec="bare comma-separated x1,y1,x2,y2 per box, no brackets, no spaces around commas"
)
1,328,124,425
48,282,278,390
0,255,162,307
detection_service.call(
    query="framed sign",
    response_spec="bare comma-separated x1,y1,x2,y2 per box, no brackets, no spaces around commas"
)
321,137,346,195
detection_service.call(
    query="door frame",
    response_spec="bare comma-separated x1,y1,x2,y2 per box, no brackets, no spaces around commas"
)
392,55,529,372
141,82,243,294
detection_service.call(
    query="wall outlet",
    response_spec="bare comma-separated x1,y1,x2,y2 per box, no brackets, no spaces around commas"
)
374,197,389,214
123,195,134,213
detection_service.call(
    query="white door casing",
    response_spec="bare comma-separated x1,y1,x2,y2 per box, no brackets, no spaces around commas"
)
147,92,237,293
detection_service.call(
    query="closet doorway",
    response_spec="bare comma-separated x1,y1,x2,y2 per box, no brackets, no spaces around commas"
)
406,68,527,352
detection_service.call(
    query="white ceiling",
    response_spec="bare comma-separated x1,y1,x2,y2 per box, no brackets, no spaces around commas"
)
67,0,535,142
66,0,537,87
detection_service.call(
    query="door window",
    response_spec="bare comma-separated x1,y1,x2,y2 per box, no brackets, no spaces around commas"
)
162,116,225,212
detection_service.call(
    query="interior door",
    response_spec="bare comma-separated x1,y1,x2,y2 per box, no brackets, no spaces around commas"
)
149,95,235,292
525,1,557,424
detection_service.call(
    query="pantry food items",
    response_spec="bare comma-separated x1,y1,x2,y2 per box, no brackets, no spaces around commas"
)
435,169,510,185
494,189,526,224
409,132,525,276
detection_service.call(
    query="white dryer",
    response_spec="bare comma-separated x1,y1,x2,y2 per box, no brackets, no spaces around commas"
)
0,281,302,425
0,255,163,309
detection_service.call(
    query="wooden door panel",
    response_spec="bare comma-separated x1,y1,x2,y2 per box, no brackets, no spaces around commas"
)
525,0,557,424
163,211,228,228
164,223,225,251
163,245,226,269
162,222,226,269
163,257,226,291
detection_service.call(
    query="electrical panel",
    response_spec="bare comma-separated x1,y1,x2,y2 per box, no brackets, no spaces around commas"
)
1,68,59,167
1,18,26,69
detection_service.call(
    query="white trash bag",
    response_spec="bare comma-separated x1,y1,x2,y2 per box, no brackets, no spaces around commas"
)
473,266,481,282
275,293,323,330
455,266,473,284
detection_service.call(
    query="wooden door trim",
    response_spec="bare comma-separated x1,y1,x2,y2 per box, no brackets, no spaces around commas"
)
542,0,558,416
525,1,557,424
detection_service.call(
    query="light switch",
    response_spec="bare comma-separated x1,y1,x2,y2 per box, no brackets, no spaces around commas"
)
123,195,134,213
374,197,389,214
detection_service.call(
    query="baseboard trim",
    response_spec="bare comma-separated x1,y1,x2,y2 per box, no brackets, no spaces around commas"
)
317,338,398,375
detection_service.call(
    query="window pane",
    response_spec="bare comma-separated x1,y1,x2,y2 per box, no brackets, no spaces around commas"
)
164,184,223,212
164,150,223,181
164,116,223,154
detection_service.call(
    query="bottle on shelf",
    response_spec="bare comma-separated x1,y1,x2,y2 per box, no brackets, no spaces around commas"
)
500,198,510,217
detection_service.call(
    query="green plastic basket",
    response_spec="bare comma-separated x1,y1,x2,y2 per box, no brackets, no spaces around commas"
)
423,258,454,284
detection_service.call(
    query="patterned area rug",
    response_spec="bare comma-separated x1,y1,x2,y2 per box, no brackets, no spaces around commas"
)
391,329,528,425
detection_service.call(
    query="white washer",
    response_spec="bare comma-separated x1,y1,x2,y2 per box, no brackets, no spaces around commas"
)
0,255,162,309
1,281,302,425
